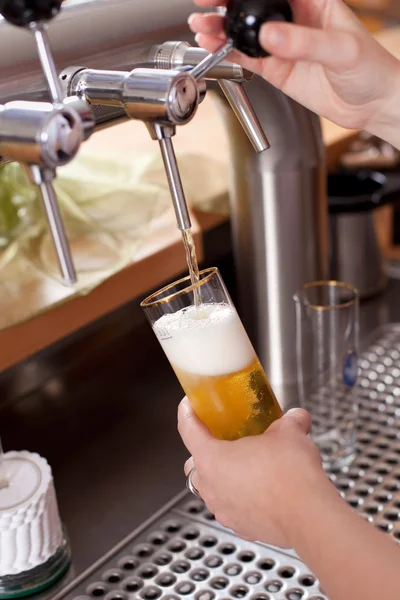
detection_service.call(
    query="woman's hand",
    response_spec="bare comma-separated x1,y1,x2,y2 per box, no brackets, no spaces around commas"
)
189,0,400,139
178,397,328,548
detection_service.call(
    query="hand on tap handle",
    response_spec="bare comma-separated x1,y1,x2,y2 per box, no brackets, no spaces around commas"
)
189,0,400,151
189,0,292,79
0,0,81,285
224,0,293,58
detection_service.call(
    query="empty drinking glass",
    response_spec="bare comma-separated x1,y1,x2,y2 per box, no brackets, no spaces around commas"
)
294,281,359,469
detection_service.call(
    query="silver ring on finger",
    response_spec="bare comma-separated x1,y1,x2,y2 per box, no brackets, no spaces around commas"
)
186,466,201,498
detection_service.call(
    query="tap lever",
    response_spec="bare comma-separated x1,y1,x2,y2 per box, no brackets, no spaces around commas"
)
32,25,65,104
0,2,65,102
149,41,251,82
189,42,233,81
0,0,96,285
30,167,77,285
0,100,84,285
187,0,293,79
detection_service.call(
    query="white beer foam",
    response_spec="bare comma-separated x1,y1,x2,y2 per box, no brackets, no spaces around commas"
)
153,303,255,376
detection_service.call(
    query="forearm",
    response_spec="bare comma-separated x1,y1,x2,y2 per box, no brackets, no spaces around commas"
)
289,474,400,600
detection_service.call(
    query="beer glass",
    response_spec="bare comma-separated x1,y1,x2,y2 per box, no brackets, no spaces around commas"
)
141,267,282,440
294,281,359,469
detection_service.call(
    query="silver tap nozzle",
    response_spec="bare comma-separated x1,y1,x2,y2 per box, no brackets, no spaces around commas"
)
149,41,269,153
147,124,192,231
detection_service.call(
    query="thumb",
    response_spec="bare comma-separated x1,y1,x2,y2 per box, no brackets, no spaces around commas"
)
178,397,215,457
259,22,362,70
269,408,312,436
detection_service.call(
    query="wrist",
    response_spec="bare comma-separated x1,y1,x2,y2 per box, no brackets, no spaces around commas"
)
366,58,400,149
283,467,345,551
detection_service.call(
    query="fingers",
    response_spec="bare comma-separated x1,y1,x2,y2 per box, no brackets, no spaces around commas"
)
193,32,229,51
259,22,362,70
267,408,311,436
178,397,215,457
282,408,312,435
188,12,224,36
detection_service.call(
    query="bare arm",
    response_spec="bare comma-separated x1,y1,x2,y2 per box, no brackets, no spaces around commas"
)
290,472,400,600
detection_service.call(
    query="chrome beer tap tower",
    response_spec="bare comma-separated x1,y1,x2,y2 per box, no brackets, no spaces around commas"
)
0,0,328,407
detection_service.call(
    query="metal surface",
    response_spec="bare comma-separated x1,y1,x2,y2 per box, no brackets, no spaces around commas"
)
190,43,233,81
150,41,269,153
32,322,400,600
33,25,65,104
0,5,92,285
70,68,201,126
0,256,398,596
217,80,269,153
37,176,77,285
211,80,328,409
330,211,388,300
0,0,197,147
1,0,328,401
0,98,80,284
155,126,192,231
0,101,82,167
54,498,326,600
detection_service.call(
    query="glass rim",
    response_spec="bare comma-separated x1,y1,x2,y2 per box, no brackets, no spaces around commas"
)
293,280,359,311
140,267,219,308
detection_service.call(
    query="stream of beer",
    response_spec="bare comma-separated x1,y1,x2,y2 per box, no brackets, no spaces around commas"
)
181,228,202,309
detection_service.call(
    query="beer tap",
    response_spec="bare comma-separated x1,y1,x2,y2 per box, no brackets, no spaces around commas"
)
63,0,292,235
148,0,293,220
62,65,205,232
0,0,94,285
150,0,293,154
149,41,269,154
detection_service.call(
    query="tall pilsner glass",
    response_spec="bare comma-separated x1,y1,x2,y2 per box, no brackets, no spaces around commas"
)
294,281,359,469
141,268,282,440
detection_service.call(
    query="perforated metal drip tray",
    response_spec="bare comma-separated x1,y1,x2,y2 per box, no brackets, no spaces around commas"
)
56,498,324,600
56,325,400,600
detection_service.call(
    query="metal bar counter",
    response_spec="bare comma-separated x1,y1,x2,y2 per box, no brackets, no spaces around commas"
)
0,255,400,598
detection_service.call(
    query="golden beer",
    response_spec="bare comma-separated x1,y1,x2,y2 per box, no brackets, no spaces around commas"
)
175,357,282,440
153,301,282,441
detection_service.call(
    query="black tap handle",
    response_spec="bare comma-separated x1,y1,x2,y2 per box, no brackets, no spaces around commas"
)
224,0,293,58
0,0,62,26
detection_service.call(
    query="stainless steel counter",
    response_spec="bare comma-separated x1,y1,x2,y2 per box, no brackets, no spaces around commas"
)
0,244,400,597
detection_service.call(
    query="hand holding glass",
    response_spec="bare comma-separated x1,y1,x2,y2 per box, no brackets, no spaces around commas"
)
141,268,282,440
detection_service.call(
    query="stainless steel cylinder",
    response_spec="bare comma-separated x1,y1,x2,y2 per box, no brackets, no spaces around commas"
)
212,77,328,409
